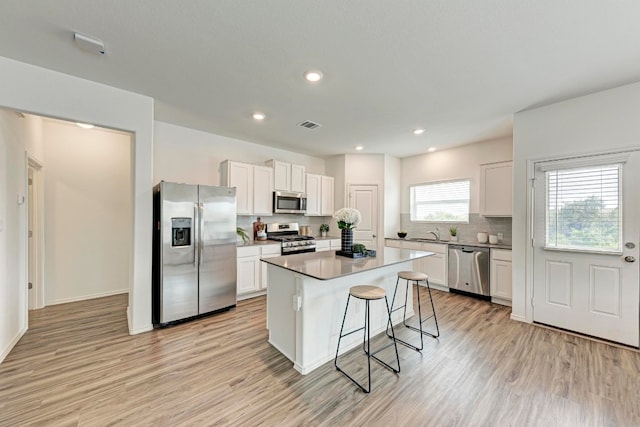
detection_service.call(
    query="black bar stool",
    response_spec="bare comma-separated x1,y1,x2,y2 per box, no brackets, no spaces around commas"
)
334,285,400,393
386,271,440,351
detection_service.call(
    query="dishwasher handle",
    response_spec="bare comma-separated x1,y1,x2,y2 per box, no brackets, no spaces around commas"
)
461,249,475,253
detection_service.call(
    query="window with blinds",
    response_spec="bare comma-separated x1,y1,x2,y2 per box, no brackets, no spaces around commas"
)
545,164,621,252
410,179,470,222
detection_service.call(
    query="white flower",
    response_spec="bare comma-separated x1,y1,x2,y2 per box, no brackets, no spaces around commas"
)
333,208,361,229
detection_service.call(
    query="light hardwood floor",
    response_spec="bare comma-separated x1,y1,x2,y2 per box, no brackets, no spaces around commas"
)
1,288,639,426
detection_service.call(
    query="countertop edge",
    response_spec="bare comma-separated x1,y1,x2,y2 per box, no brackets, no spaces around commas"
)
385,237,512,250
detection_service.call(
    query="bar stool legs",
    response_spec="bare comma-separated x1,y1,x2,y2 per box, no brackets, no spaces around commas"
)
386,273,440,351
335,285,400,393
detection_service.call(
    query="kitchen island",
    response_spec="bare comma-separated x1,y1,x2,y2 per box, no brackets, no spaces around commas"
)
262,247,433,374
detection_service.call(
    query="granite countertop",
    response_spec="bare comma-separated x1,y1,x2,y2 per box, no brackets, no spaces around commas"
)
386,237,512,250
236,240,280,248
261,247,433,280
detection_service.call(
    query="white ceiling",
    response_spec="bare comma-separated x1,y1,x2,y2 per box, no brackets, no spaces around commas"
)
1,1,640,158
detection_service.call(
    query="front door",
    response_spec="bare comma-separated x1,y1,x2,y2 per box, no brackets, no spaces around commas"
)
532,151,640,347
348,184,378,248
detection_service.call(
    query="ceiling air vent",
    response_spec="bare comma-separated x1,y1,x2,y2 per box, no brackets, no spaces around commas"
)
298,120,321,130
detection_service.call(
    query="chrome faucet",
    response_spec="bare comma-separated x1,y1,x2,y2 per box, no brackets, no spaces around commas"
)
426,227,440,240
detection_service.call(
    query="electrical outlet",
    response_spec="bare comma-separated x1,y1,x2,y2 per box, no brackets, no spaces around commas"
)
0,219,3,232
497,233,504,241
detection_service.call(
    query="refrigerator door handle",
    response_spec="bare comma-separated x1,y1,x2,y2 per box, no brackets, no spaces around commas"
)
199,202,204,267
194,203,199,267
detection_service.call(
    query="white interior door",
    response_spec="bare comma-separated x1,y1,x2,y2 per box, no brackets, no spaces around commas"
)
28,167,35,310
532,151,640,347
348,184,378,248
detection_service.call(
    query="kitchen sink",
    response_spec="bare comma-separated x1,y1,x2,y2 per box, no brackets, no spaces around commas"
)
407,237,449,243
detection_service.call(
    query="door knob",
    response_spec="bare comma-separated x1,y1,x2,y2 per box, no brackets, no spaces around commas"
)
373,234,377,238
624,256,636,263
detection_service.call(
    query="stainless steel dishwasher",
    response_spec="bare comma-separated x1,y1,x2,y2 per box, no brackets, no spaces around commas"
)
448,244,490,299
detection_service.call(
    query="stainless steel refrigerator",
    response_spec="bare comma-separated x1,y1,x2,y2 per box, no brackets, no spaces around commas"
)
152,181,237,327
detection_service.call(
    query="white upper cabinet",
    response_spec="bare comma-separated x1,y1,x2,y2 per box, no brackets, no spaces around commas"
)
252,165,274,215
480,161,513,217
305,173,334,216
320,175,334,216
267,160,305,193
221,160,273,216
221,160,253,215
291,164,306,193
305,173,322,216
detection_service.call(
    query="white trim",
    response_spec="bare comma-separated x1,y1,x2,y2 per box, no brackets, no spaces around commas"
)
537,152,629,172
0,326,27,364
47,289,128,306
510,314,529,323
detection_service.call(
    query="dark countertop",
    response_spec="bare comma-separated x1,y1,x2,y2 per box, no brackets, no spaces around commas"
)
386,237,512,250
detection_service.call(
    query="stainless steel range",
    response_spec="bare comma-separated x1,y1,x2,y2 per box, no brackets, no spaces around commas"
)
266,223,316,255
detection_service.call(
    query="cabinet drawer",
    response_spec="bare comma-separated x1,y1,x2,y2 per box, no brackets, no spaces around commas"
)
261,244,281,256
491,249,512,262
237,246,261,257
421,242,447,254
315,240,331,251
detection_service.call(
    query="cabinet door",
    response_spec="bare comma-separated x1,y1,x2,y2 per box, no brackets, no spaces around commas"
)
237,256,260,294
480,161,513,216
291,164,306,193
253,165,273,215
320,176,334,216
490,250,512,300
273,161,291,191
260,249,281,290
305,174,321,216
227,161,253,215
423,253,446,286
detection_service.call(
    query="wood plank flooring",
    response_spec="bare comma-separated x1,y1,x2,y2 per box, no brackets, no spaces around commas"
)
1,288,639,426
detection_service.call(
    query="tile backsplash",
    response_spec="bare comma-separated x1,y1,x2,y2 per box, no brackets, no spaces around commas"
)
399,214,512,244
237,215,335,240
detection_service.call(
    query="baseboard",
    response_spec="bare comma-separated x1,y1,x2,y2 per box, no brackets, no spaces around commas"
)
237,290,266,301
510,313,529,323
0,326,27,364
491,297,512,307
126,305,153,335
47,288,128,306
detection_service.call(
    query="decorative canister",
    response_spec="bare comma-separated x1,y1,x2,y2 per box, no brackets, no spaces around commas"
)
477,232,488,243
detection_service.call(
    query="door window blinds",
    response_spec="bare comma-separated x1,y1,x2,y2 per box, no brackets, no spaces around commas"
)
545,164,622,252
410,179,470,222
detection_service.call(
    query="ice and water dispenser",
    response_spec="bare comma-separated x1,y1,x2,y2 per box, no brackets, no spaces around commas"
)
171,218,192,247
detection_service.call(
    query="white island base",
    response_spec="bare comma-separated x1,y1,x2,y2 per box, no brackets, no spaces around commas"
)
264,248,433,375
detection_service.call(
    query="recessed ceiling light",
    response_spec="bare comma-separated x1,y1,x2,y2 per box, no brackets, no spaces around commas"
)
76,123,94,129
355,146,364,151
304,70,323,83
427,147,437,152
252,112,266,121
413,128,425,135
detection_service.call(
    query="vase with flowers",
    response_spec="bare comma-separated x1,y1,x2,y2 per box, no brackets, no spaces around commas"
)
333,208,362,253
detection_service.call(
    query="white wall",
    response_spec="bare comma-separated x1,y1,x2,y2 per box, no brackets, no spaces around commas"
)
0,55,154,356
384,155,401,237
43,120,131,305
401,137,513,214
154,121,326,185
512,81,640,322
0,110,45,362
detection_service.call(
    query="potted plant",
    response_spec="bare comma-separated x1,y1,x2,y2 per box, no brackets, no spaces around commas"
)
319,223,330,238
236,226,249,244
449,226,458,242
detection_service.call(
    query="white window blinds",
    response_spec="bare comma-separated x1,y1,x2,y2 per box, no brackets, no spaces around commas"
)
546,164,621,252
410,180,470,222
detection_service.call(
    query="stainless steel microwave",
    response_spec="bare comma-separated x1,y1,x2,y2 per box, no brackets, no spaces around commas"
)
273,191,307,214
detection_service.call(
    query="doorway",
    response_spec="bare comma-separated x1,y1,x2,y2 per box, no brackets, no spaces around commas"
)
348,184,379,248
532,150,640,347
27,158,44,310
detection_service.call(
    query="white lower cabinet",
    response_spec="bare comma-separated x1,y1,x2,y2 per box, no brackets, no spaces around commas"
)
490,249,512,305
315,240,331,252
385,239,448,289
329,238,341,250
237,244,280,299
